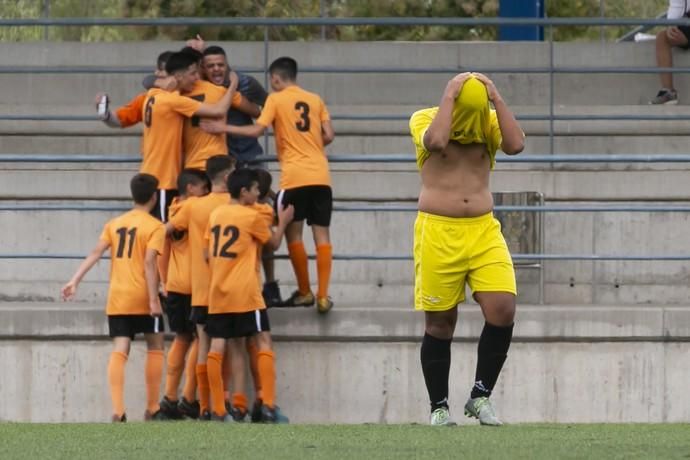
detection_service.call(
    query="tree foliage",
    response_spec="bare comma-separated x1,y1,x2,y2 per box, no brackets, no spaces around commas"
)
0,0,672,42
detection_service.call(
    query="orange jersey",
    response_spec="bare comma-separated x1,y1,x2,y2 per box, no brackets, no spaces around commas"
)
256,85,331,189
115,93,146,128
141,89,202,189
205,203,271,314
183,80,241,169
98,209,165,315
165,197,192,294
169,192,230,306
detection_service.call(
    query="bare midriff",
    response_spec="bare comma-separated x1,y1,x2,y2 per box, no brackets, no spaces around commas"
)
417,141,493,218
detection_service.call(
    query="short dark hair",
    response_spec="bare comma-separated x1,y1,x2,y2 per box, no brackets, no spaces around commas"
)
203,46,227,58
176,169,208,194
227,168,259,199
157,51,174,71
206,155,235,183
269,57,298,81
179,46,204,63
165,51,199,75
256,169,273,200
130,173,158,205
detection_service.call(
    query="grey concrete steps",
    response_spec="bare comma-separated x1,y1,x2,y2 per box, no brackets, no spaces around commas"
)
3,166,690,200
1,302,686,341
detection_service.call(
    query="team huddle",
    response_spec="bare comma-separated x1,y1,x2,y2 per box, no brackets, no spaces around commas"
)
62,42,335,422
61,36,525,426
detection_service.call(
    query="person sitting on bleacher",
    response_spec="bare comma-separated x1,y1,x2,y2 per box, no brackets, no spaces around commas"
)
650,0,690,104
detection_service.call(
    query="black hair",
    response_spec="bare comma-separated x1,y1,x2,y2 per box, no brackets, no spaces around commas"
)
227,168,259,199
268,57,298,81
256,169,273,200
203,46,227,58
165,51,199,75
176,169,208,195
156,51,174,71
130,173,158,205
179,46,204,63
206,155,235,183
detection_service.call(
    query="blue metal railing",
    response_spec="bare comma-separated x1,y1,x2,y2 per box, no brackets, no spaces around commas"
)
2,153,690,164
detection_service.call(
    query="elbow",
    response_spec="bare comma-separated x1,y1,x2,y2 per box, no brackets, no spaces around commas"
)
503,140,525,155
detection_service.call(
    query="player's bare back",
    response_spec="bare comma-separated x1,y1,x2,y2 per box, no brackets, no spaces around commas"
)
417,141,493,218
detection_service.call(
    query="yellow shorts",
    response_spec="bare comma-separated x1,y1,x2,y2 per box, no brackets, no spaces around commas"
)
414,211,516,312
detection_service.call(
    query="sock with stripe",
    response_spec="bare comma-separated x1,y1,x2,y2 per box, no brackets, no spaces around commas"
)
257,350,276,408
207,352,227,417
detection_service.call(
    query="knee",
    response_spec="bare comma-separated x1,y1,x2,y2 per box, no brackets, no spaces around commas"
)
425,316,456,339
490,301,516,327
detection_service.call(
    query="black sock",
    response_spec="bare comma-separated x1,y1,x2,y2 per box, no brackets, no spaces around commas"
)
420,333,451,411
471,322,514,399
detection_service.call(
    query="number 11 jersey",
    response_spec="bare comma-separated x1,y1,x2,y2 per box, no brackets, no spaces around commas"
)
99,209,166,315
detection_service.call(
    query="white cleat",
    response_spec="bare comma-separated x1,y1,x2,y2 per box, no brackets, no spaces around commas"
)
464,397,503,426
430,407,456,426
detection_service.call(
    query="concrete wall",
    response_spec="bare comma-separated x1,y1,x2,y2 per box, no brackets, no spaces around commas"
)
1,304,689,423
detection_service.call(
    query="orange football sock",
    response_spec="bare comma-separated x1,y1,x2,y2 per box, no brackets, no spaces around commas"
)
207,352,227,417
145,350,165,414
223,352,232,402
247,340,262,400
164,338,190,401
257,350,276,408
182,340,198,402
107,351,128,417
232,392,249,413
288,241,311,295
316,243,332,299
196,363,210,414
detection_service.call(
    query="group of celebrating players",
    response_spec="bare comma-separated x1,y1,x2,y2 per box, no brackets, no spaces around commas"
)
61,38,336,423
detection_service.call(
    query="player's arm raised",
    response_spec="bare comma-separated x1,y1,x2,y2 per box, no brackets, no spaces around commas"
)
423,72,473,153
61,240,110,301
144,248,162,316
473,73,524,155
192,71,240,118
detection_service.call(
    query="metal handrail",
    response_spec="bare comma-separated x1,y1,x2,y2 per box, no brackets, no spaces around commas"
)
3,113,690,122
4,66,690,75
2,204,690,213
0,253,687,261
2,154,690,163
2,17,690,27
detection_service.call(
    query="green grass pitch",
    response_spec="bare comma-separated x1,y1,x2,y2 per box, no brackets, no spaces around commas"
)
1,423,689,459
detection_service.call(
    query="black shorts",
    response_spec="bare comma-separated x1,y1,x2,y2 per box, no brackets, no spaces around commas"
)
150,189,179,222
679,25,690,50
205,309,270,339
190,306,209,325
276,185,332,227
108,315,164,339
163,292,193,334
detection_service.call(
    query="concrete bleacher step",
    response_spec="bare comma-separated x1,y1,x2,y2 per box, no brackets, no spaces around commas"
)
3,302,688,340
2,165,690,200
3,104,690,137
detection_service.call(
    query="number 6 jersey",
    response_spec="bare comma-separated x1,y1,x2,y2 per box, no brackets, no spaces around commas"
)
98,209,166,315
205,203,271,314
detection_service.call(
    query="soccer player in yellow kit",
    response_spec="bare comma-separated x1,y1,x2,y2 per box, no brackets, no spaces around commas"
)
409,73,524,426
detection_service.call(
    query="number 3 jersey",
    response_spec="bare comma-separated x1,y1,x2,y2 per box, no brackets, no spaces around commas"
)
205,203,272,314
256,85,331,190
98,209,166,315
